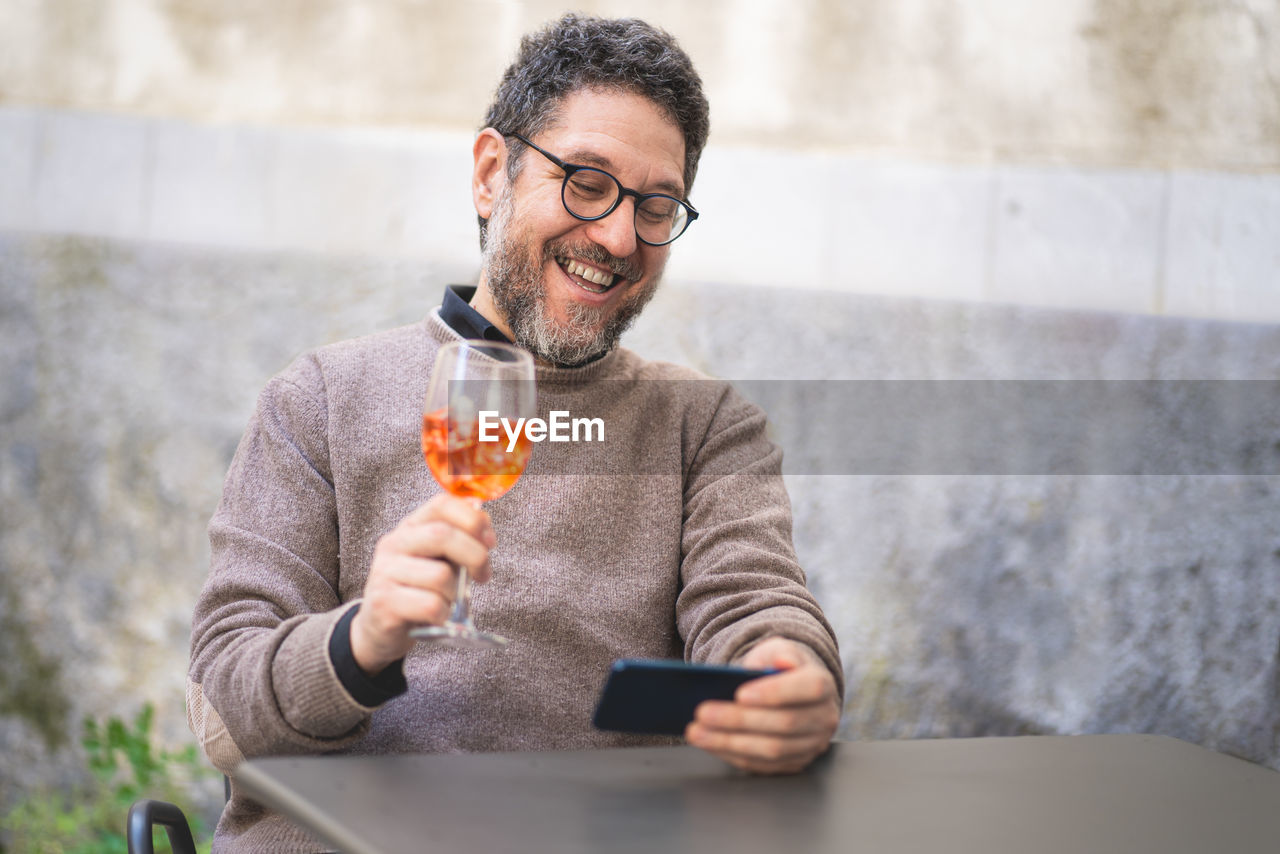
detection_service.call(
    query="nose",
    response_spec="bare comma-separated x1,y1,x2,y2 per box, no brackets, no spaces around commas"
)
584,197,638,260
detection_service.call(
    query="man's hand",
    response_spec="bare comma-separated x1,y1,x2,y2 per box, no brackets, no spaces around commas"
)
685,637,840,774
350,494,496,675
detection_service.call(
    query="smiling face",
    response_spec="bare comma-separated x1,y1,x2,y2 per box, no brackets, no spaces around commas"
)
470,88,687,366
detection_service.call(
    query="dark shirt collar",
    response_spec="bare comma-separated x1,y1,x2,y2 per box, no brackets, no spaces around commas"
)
439,285,512,343
438,283,611,367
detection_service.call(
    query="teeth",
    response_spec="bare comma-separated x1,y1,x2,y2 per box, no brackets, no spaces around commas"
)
559,257,616,289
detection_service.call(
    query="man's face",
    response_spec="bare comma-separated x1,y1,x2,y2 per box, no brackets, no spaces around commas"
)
478,88,687,367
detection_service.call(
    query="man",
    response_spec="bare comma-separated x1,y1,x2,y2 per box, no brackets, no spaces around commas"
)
189,14,841,851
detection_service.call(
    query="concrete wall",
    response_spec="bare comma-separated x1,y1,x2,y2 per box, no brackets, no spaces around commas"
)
5,0,1278,169
4,107,1280,323
2,0,1278,822
3,233,1278,803
2,0,1279,321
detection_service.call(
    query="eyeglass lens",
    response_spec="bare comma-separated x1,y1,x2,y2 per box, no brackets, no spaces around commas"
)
563,169,689,245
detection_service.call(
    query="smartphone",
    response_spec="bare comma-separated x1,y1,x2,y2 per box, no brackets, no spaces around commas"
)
591,658,776,735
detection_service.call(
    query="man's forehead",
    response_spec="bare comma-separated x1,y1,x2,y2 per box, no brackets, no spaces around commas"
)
540,90,687,193
558,145,685,197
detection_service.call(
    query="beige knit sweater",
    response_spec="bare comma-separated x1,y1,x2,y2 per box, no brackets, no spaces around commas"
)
188,310,842,851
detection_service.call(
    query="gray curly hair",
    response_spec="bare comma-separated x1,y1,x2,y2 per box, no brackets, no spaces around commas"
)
477,13,710,249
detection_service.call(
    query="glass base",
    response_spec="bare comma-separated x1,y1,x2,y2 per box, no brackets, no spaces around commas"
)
410,621,509,649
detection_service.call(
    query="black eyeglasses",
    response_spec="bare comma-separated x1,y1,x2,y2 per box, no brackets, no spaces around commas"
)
504,132,699,246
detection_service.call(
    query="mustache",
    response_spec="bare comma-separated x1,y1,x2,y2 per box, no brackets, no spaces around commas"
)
546,242,645,283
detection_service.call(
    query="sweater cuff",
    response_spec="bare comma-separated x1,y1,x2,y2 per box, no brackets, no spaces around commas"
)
271,603,383,739
330,603,408,707
716,607,846,700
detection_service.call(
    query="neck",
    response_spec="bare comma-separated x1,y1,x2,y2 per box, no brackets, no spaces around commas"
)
469,281,517,343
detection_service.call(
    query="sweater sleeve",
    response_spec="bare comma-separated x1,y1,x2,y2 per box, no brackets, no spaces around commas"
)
187,356,378,775
675,383,845,698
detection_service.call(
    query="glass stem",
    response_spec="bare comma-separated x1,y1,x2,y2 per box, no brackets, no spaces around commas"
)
450,566,474,628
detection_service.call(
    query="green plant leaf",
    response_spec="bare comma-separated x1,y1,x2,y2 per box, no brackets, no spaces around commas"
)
1,704,217,853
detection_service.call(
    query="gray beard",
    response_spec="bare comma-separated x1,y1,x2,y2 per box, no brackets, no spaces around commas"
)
481,192,661,368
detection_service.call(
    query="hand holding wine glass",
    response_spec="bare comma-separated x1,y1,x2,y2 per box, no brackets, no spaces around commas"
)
350,341,533,670
351,494,497,672
412,341,535,647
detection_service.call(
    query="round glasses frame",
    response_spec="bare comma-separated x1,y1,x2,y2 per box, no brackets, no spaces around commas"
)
503,132,700,246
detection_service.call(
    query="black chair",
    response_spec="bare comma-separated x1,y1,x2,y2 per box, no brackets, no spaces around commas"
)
127,776,227,853
126,799,196,854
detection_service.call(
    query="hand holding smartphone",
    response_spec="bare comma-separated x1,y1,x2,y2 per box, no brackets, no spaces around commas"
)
592,658,776,735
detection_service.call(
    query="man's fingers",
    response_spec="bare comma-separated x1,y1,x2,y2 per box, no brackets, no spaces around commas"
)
388,520,492,578
365,582,453,628
354,495,501,674
734,666,837,708
693,700,839,738
350,574,455,673
715,751,818,776
686,646,841,776
372,554,457,598
363,557,457,617
684,723,827,773
741,641,806,672
404,494,496,548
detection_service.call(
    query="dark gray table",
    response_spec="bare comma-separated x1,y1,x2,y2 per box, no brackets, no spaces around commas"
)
236,735,1280,854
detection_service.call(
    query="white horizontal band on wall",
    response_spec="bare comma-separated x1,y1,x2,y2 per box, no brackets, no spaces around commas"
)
1,106,1277,324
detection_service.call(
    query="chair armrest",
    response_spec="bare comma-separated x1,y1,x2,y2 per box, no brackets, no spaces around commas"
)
127,799,197,854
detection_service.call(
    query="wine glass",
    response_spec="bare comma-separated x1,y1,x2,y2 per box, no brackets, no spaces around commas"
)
411,340,536,648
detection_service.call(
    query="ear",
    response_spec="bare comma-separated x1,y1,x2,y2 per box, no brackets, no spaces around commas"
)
472,129,507,220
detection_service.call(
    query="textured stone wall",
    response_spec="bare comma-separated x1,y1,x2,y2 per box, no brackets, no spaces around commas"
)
3,0,1277,170
0,234,438,810
2,0,1278,824
2,234,1277,819
626,283,1280,766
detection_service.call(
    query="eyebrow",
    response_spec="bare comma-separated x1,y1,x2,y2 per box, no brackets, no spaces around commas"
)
562,147,685,198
